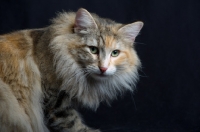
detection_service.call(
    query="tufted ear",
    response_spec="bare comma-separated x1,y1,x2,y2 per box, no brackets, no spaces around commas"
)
118,21,144,42
74,8,98,34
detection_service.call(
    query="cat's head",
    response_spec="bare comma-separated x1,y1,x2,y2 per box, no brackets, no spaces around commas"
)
50,8,143,109
69,8,143,80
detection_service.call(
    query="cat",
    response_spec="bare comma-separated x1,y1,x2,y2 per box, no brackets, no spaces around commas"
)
0,8,143,132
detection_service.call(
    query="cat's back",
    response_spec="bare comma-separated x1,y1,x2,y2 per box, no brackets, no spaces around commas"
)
0,29,46,84
0,30,35,59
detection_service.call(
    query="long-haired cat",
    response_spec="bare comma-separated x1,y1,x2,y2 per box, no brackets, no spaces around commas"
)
0,8,143,132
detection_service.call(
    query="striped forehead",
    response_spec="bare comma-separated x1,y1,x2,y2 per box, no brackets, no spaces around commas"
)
99,35,120,49
85,35,120,49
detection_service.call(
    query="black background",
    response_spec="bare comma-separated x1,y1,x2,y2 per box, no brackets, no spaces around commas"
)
0,0,200,132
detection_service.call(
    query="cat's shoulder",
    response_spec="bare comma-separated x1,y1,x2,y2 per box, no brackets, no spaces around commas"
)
0,29,45,53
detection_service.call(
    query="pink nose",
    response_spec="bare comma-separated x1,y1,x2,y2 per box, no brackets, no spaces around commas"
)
99,67,108,73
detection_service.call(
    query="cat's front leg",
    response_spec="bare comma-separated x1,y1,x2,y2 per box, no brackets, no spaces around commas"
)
47,107,100,132
46,91,100,132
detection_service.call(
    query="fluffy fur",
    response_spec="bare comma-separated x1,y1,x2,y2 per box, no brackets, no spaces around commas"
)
0,8,143,132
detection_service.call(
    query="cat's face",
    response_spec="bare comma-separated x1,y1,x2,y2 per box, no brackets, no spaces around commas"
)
67,8,143,80
69,33,139,80
86,37,122,78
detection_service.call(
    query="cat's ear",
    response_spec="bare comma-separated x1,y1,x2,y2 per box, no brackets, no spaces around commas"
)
118,21,144,42
74,8,98,34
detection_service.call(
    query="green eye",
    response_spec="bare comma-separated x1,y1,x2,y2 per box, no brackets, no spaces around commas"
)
111,50,120,57
89,46,99,54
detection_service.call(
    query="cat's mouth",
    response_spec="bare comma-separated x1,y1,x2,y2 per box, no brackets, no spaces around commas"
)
97,73,107,77
92,73,109,78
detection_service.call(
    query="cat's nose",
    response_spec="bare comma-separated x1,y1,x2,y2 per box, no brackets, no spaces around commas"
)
99,67,108,73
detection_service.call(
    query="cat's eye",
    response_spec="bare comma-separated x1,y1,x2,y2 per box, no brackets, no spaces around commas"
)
89,46,99,54
111,50,120,57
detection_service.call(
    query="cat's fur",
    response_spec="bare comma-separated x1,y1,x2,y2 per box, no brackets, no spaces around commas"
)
0,8,143,132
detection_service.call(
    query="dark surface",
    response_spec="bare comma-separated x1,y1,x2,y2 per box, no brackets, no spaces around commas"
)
0,0,200,132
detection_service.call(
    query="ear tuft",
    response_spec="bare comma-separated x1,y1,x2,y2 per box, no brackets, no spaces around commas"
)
74,8,98,34
118,21,144,42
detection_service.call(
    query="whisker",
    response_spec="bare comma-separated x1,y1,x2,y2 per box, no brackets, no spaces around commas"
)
130,93,137,111
134,41,146,45
138,68,148,78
